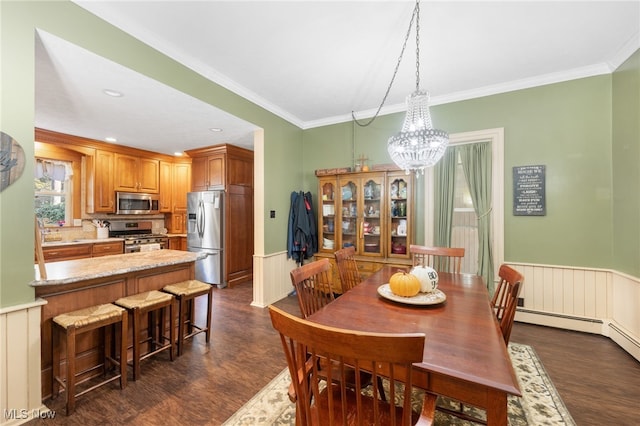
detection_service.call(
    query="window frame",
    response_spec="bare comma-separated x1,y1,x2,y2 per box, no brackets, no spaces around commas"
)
423,127,504,282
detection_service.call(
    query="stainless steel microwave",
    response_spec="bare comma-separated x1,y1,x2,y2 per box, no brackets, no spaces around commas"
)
116,191,160,215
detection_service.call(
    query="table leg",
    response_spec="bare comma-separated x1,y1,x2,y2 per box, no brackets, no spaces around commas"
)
485,389,508,426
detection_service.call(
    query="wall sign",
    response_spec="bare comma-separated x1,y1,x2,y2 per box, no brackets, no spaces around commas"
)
513,165,546,216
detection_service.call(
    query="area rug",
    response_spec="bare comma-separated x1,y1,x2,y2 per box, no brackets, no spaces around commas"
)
222,343,575,425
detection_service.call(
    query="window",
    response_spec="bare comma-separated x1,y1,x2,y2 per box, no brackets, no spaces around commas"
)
451,153,478,274
35,159,72,226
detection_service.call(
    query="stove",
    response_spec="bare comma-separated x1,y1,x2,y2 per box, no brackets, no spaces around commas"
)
109,221,169,253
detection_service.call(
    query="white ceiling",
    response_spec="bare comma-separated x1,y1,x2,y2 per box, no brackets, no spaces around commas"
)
35,1,640,156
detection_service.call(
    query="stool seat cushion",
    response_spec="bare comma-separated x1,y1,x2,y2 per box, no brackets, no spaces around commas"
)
163,280,212,296
115,290,173,309
53,303,125,329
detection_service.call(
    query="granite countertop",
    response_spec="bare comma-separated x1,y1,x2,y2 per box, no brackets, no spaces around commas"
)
41,237,124,247
31,250,205,286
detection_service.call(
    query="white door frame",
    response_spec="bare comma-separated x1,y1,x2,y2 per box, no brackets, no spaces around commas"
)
423,127,504,281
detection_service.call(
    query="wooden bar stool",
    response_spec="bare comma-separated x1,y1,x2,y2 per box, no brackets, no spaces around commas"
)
115,290,175,380
162,280,213,356
52,303,127,415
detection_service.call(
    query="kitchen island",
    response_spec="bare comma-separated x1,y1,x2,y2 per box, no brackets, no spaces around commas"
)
31,250,206,398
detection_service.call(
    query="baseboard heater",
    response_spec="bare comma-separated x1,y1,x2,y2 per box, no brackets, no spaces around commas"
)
609,322,640,349
516,308,603,324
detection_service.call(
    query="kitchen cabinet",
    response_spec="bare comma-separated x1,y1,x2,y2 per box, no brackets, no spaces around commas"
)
172,161,191,212
165,160,191,234
168,236,187,251
87,149,115,213
159,161,173,213
114,153,160,193
185,144,254,286
92,241,124,257
315,169,414,293
41,244,93,262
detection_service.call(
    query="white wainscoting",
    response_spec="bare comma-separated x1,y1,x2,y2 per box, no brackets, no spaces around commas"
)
252,251,298,308
509,262,640,361
0,299,49,426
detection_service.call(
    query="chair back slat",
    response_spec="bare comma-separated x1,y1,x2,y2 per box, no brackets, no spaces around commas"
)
491,264,524,344
269,305,429,426
409,245,465,273
334,246,362,292
290,258,335,318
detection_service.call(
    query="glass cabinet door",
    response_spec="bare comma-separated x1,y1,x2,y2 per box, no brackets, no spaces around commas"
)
360,176,384,256
339,178,358,251
388,173,411,259
318,178,337,252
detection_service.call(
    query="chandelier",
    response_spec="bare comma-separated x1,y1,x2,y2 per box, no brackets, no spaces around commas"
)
353,0,448,175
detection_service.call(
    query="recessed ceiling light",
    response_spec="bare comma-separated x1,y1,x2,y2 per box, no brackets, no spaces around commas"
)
209,127,222,132
174,152,183,157
103,89,123,97
105,137,117,142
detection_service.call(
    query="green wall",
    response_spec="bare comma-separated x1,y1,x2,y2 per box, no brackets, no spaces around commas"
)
0,1,302,308
1,1,637,309
303,76,615,269
612,49,640,277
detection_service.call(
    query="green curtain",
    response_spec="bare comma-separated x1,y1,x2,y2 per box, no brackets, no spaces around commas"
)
433,148,457,249
459,142,495,292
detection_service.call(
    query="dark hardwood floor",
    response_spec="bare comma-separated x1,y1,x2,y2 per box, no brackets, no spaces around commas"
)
28,281,639,425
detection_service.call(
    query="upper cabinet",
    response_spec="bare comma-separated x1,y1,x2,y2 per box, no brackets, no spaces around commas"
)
114,153,160,193
186,144,253,191
34,128,187,216
89,149,116,213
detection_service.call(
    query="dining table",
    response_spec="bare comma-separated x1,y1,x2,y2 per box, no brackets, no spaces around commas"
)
307,265,521,426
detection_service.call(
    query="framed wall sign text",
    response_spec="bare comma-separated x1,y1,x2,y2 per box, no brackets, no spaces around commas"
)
513,165,546,216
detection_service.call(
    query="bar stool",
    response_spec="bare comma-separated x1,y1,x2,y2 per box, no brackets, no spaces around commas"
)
114,290,175,380
162,280,213,356
52,303,127,415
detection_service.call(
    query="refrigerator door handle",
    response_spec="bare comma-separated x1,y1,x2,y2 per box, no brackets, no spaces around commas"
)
197,199,205,238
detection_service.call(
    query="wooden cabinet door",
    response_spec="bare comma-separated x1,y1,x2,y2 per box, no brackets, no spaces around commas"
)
159,161,173,212
114,154,159,193
317,177,338,254
139,157,160,193
191,156,208,191
172,213,185,234
93,150,115,213
114,153,139,192
92,241,124,257
225,185,253,286
172,162,191,212
207,155,225,189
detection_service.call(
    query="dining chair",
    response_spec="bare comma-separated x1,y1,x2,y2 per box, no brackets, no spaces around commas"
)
333,246,361,292
491,264,524,344
269,305,437,426
410,245,465,273
289,257,387,402
290,258,335,319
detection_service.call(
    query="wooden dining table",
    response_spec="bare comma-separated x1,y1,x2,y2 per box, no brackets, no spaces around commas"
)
307,265,521,426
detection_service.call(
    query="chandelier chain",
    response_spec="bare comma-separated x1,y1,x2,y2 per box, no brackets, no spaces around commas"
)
352,0,420,127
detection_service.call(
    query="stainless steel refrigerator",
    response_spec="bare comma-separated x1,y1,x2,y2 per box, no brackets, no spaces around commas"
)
187,191,226,288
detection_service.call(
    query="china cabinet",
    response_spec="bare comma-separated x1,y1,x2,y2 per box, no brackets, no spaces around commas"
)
316,169,414,292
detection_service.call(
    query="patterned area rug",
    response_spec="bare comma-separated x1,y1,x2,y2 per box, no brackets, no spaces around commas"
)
222,343,575,426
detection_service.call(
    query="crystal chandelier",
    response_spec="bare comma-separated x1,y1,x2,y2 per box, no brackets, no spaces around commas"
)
387,1,448,175
352,0,448,175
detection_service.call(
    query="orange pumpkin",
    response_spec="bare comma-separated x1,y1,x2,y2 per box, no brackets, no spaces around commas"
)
389,272,420,297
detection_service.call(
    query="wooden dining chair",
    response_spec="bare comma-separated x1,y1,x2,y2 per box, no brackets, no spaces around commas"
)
491,264,524,344
410,245,465,273
289,258,386,402
269,305,437,426
290,258,335,319
333,246,361,292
